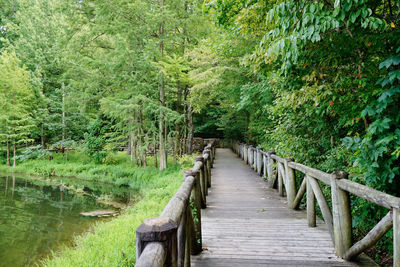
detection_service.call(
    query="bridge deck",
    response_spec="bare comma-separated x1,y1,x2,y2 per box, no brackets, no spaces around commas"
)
191,148,376,267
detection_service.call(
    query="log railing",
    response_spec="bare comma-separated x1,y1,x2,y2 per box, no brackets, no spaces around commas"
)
135,140,216,267
232,142,400,266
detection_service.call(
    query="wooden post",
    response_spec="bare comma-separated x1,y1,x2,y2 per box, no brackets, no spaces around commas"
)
195,157,207,200
184,170,202,254
136,217,178,267
184,205,192,267
394,208,400,267
253,149,257,171
177,207,187,267
331,171,352,257
306,175,316,227
278,163,283,197
247,146,250,165
263,154,267,178
243,144,248,163
267,151,275,188
257,148,262,175
285,158,296,209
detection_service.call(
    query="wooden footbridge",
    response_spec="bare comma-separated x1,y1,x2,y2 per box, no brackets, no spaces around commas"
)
135,141,400,267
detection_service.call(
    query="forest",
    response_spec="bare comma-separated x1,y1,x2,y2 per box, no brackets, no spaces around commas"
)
0,0,399,266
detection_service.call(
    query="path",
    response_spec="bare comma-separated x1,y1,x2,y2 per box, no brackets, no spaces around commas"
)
191,148,376,267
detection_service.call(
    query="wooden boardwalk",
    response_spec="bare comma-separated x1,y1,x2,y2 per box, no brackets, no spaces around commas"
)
191,148,376,267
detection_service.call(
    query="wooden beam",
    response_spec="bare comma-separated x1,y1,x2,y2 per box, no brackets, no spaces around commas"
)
344,211,392,260
308,176,334,240
307,175,316,227
331,171,352,257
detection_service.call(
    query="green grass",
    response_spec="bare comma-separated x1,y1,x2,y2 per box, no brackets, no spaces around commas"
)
0,151,179,189
44,168,182,267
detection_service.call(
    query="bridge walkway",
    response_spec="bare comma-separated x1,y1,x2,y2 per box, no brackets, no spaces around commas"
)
191,148,375,267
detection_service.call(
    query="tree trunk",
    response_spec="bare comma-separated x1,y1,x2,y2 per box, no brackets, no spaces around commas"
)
186,104,194,154
12,139,16,168
6,139,10,166
158,0,167,170
41,123,45,149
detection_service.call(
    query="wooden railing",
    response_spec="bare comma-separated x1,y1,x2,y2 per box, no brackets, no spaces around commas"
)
232,142,400,267
135,140,216,267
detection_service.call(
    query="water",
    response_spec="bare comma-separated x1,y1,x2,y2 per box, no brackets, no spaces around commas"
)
0,174,135,267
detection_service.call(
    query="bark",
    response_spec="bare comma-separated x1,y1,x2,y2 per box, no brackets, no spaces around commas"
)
6,139,10,166
158,0,167,170
12,139,16,168
186,104,194,154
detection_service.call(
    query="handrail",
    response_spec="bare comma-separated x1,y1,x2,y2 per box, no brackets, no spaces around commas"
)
231,141,400,267
135,139,217,267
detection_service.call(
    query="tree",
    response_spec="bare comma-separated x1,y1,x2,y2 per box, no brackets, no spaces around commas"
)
0,50,34,167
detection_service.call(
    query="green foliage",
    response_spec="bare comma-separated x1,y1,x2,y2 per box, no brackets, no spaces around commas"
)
17,145,52,161
84,117,111,164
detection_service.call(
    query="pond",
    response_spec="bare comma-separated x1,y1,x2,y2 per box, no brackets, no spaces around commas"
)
0,174,136,267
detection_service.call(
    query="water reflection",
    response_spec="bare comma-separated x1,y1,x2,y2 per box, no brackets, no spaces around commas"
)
0,174,136,267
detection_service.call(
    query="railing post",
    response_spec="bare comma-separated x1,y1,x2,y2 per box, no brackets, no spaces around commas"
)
253,149,257,171
247,146,252,166
394,208,400,267
184,170,202,254
256,148,262,175
306,175,316,227
331,171,352,258
278,163,283,197
243,144,248,163
263,154,267,178
266,151,275,188
136,217,178,267
195,157,207,200
203,149,211,188
284,158,296,209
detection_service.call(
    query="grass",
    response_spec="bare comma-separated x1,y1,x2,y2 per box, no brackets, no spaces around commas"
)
0,151,178,189
44,168,182,267
0,150,192,266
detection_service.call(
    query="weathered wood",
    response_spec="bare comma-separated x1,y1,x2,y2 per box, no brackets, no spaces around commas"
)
285,158,297,209
293,177,307,209
267,151,275,188
243,144,248,163
184,171,202,254
307,175,316,227
288,161,331,185
135,242,166,267
394,208,400,267
185,204,192,266
253,149,257,171
162,176,194,223
195,157,207,202
337,179,400,209
344,211,392,260
193,148,376,267
177,205,187,267
331,171,352,257
278,162,284,197
263,154,267,178
136,217,178,267
308,176,334,240
257,148,263,175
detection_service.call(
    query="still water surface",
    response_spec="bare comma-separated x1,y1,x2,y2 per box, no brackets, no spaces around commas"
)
0,174,134,267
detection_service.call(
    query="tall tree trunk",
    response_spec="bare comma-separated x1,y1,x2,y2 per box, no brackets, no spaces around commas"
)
12,138,16,168
6,139,10,166
186,104,194,154
41,123,45,149
62,83,65,142
159,0,167,170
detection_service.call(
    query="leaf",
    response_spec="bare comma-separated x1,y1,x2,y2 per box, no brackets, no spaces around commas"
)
334,0,341,9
